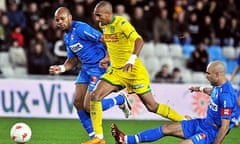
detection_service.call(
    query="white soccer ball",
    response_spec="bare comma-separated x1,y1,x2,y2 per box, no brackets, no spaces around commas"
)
10,122,32,143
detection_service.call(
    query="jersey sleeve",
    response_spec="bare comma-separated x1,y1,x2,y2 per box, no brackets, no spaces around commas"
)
219,93,235,119
66,47,75,58
75,23,102,42
119,18,142,42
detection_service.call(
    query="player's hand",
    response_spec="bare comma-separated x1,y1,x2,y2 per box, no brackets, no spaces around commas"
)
99,57,109,69
189,86,200,92
49,65,61,75
123,63,133,72
123,54,136,72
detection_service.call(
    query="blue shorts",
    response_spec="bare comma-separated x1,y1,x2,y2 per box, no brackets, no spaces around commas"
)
76,66,106,91
181,119,218,144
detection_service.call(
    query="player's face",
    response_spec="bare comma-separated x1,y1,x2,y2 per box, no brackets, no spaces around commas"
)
94,7,109,25
55,12,72,31
205,67,218,86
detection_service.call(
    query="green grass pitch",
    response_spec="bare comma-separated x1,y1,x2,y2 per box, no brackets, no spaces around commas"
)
1,117,239,144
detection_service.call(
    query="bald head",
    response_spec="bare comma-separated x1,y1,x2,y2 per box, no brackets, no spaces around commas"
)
94,1,113,14
54,7,72,31
207,61,225,74
206,61,227,86
55,7,71,16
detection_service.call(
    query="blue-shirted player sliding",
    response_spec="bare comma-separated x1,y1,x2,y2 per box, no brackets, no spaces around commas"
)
49,7,131,140
112,61,237,144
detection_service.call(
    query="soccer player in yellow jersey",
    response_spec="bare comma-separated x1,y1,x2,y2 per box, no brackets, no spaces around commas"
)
82,1,188,144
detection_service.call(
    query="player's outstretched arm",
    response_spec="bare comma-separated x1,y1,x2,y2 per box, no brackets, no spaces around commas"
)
49,57,78,75
189,86,212,96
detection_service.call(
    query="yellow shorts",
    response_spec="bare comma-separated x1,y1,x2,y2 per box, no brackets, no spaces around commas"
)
101,62,151,95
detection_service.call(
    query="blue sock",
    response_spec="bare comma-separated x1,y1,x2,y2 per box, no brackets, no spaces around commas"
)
77,110,95,138
128,126,164,143
127,135,138,144
114,94,125,105
102,94,124,111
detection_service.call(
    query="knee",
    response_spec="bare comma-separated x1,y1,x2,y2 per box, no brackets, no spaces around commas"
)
90,91,101,100
83,102,90,112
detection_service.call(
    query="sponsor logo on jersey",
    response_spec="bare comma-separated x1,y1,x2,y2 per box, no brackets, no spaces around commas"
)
103,34,119,42
69,42,83,53
209,99,218,111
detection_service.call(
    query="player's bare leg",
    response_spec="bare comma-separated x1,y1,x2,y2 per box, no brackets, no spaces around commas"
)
82,80,119,143
75,84,96,138
140,92,186,121
111,122,185,144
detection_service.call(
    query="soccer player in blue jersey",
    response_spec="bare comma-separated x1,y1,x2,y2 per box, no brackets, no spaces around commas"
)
49,7,131,140
112,61,238,144
230,53,240,126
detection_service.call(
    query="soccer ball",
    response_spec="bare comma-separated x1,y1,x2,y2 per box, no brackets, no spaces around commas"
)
10,122,32,143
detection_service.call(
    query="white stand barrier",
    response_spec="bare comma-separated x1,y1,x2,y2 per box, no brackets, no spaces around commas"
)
0,79,209,120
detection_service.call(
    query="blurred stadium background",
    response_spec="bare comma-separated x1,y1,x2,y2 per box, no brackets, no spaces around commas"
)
0,0,240,143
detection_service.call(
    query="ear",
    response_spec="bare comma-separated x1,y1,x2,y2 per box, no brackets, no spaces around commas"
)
69,14,72,21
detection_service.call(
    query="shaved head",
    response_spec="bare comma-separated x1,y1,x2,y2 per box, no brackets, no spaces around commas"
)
94,1,113,14
206,61,226,86
54,7,72,31
55,7,71,17
94,1,114,25
207,61,225,74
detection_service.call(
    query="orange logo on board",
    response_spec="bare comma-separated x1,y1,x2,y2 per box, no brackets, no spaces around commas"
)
192,92,210,117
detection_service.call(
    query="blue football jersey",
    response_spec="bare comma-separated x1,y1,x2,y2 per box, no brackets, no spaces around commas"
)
206,80,238,129
63,21,107,69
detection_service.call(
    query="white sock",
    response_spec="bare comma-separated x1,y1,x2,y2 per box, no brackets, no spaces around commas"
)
135,135,139,143
89,132,95,138
113,98,117,105
95,134,103,139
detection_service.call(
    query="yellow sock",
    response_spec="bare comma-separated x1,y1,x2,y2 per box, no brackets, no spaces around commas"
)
156,104,185,122
90,100,103,139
